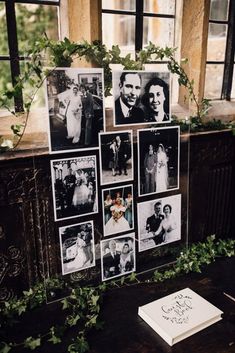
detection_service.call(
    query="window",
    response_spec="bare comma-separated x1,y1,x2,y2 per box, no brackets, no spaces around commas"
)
0,0,60,111
102,0,176,57
102,0,178,103
205,0,235,100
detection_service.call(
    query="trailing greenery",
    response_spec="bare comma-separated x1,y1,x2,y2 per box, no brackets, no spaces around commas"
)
1,37,230,152
0,235,234,353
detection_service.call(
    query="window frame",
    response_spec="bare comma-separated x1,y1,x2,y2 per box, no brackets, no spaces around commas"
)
206,0,235,100
102,0,175,58
0,0,60,111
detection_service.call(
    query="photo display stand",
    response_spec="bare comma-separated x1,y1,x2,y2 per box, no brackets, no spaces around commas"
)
30,67,190,303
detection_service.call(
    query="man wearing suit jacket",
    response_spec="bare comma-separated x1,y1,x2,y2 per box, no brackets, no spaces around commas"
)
115,72,145,125
146,201,165,245
103,239,121,279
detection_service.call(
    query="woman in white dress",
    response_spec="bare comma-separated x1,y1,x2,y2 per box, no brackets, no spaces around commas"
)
119,243,134,274
65,86,83,144
65,235,86,273
105,197,130,235
72,170,89,207
155,204,177,243
156,143,168,192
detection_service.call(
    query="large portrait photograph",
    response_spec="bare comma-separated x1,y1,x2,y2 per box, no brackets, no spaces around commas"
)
138,126,179,196
113,70,170,127
59,221,95,275
137,194,181,252
46,68,104,153
99,131,133,185
101,233,136,281
102,185,134,237
51,155,98,221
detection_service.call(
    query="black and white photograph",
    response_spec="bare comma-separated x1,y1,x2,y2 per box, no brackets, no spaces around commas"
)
101,233,136,281
137,194,181,252
138,126,179,196
46,68,105,153
51,155,98,221
102,185,134,237
99,131,133,185
113,70,171,126
59,221,95,275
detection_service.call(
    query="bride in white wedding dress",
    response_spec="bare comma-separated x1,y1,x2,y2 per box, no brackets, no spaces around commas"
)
156,143,168,192
105,197,130,235
72,170,90,207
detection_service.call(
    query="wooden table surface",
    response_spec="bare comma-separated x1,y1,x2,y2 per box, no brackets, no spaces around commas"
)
89,257,235,353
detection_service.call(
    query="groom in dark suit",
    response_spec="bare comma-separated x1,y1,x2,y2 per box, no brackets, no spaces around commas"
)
103,239,121,278
115,72,145,125
146,201,165,245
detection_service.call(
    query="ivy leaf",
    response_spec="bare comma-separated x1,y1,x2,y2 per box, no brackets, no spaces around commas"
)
48,334,61,345
91,295,99,307
24,337,41,350
61,298,69,310
66,314,80,327
0,342,12,353
129,272,137,282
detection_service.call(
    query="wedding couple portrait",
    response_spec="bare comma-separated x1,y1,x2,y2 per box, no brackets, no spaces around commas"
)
102,185,134,237
137,194,181,252
138,126,180,196
101,234,136,281
99,131,133,185
46,68,104,153
59,221,95,275
51,155,98,221
113,70,170,126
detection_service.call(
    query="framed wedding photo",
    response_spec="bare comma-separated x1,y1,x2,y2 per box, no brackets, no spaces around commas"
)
59,221,95,275
137,126,180,196
102,184,134,237
137,194,181,252
100,233,136,281
113,70,171,127
99,130,133,185
51,155,98,221
45,68,105,153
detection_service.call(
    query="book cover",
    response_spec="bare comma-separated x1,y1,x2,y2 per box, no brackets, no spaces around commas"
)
138,288,223,346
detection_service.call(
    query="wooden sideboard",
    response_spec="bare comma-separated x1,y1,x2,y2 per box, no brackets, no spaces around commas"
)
0,129,234,300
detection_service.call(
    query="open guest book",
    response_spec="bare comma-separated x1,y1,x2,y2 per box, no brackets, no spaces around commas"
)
138,288,223,346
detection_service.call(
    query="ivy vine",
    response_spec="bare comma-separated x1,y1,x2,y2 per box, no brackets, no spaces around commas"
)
0,235,234,353
1,37,231,152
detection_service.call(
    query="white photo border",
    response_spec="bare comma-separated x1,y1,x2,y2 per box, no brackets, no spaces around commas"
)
100,232,136,282
137,125,180,197
137,194,182,253
112,70,172,128
50,154,99,222
59,220,96,276
45,67,105,154
99,130,134,186
102,184,134,237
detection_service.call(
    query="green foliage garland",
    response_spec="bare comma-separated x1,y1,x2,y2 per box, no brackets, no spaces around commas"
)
1,37,229,152
0,235,234,353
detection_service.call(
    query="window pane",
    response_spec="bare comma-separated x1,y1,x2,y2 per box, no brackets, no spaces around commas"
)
16,4,59,55
209,0,229,21
144,0,175,15
0,2,9,55
102,13,135,57
102,0,135,11
231,65,235,99
143,17,174,47
20,61,45,109
204,64,224,99
207,23,227,61
0,61,13,111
